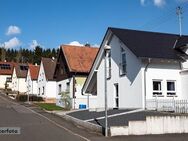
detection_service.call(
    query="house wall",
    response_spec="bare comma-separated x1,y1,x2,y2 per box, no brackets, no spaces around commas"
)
96,35,143,109
180,71,188,100
56,77,73,107
46,81,56,98
0,75,12,89
37,62,56,99
12,68,27,93
56,76,96,109
26,71,38,95
90,34,186,110
145,62,182,99
37,62,46,97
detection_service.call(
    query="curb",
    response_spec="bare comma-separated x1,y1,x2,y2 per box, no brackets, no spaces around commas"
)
52,112,103,134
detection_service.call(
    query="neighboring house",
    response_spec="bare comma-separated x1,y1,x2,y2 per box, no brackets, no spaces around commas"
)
12,63,29,93
82,27,188,110
0,61,14,89
37,57,57,102
54,45,98,109
26,64,40,95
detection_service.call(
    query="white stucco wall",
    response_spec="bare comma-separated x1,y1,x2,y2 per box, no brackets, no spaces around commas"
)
37,62,56,98
95,35,143,109
0,75,12,89
46,81,56,98
12,68,27,93
145,62,182,100
26,70,38,95
89,34,188,110
180,71,188,100
56,76,96,109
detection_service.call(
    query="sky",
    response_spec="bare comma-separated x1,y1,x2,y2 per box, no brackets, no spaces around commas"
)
0,0,188,50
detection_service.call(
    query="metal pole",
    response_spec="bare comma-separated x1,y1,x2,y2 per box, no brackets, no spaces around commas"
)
176,6,183,36
104,50,108,137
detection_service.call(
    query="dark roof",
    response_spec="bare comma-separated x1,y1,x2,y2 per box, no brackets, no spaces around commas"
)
41,57,57,81
61,45,99,73
14,63,29,78
109,27,188,60
175,36,188,48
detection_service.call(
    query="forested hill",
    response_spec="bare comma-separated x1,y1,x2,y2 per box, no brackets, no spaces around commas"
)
0,46,59,65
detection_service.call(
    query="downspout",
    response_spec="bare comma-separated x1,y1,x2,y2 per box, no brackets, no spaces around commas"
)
144,58,151,109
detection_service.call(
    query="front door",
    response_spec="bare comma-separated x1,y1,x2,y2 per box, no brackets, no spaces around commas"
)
114,83,119,109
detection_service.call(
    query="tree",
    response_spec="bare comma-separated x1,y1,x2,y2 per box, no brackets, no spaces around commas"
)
34,46,43,65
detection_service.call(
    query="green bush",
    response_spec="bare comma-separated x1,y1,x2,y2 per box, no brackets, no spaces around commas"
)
16,94,44,102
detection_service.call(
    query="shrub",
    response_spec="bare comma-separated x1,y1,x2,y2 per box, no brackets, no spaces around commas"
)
16,94,44,102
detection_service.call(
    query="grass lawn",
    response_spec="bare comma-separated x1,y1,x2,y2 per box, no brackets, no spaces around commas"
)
36,103,64,111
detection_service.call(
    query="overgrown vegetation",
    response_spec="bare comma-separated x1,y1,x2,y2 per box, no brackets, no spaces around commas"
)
36,103,63,111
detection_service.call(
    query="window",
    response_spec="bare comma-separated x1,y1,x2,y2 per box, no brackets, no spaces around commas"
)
38,88,40,95
42,87,45,95
106,50,111,79
20,65,28,71
119,47,126,75
58,84,62,94
6,77,12,82
66,82,70,92
0,64,11,70
153,80,162,96
167,81,176,96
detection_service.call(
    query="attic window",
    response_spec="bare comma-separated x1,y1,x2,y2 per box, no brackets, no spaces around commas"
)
0,64,11,70
20,65,28,71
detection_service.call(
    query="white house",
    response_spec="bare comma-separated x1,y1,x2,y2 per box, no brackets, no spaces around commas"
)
0,61,14,90
12,63,29,93
54,45,98,109
37,57,57,102
82,27,188,110
26,64,39,95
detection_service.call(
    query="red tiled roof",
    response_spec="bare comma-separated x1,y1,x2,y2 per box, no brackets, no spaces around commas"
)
62,45,99,73
28,64,40,80
0,61,14,75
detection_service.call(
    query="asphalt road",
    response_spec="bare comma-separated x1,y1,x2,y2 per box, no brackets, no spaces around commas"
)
1,92,188,141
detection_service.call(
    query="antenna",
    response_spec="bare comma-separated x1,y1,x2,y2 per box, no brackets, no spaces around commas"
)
176,6,183,36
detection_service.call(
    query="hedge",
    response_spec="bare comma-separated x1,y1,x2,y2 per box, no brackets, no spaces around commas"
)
16,94,44,102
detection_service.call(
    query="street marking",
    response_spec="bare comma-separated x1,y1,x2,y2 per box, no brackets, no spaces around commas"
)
85,109,144,122
0,94,90,141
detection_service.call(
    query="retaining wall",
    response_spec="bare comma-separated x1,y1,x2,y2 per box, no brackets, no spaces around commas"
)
110,116,188,136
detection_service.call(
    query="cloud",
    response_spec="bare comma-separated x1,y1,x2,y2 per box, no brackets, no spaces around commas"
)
140,0,146,6
2,37,21,49
92,44,100,47
68,41,84,46
140,0,166,7
153,0,166,7
29,40,40,49
6,25,21,35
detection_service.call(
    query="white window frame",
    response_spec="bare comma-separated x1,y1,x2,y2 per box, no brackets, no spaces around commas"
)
167,80,176,96
106,50,111,79
152,80,163,96
119,46,126,76
58,84,62,94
